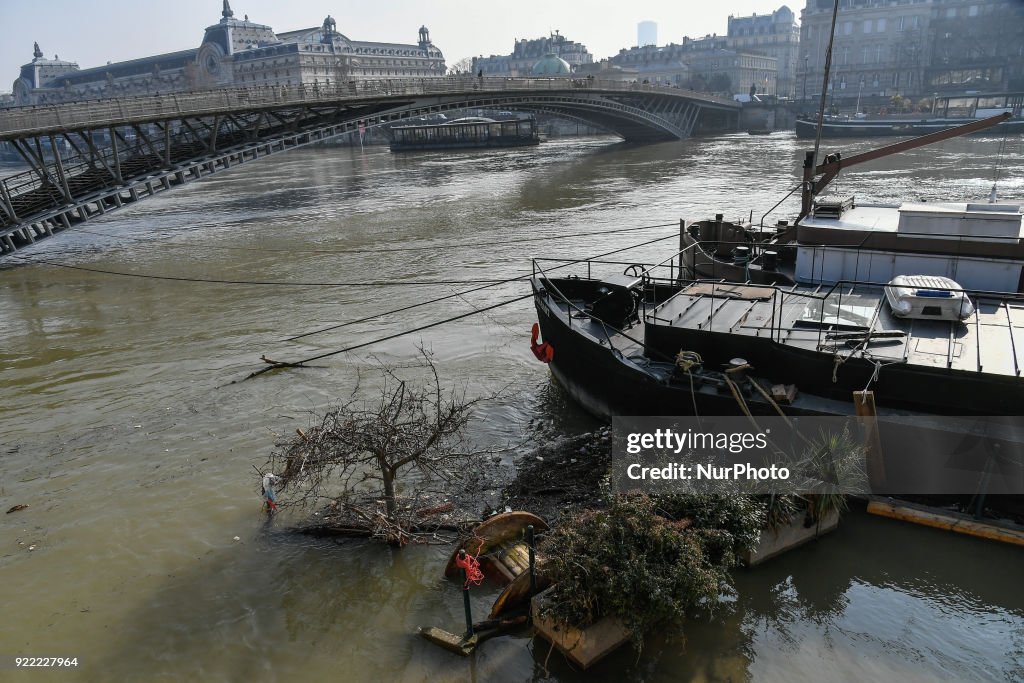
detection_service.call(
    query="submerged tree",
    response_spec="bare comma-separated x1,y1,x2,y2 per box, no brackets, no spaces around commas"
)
262,352,491,545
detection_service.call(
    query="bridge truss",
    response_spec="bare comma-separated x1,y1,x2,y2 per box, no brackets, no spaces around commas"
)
0,77,739,255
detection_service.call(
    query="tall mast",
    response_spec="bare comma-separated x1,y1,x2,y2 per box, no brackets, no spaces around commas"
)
811,0,841,180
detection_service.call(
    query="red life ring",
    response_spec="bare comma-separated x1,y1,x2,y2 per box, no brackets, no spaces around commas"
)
530,323,554,363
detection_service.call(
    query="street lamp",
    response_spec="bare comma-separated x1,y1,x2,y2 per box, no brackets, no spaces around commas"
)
856,78,864,114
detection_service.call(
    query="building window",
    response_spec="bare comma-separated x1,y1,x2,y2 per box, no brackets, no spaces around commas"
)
968,5,978,16
844,21,852,35
876,18,886,32
897,16,905,32
863,20,872,34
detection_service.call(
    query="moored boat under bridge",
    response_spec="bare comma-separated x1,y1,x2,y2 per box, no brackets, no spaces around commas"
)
0,77,738,256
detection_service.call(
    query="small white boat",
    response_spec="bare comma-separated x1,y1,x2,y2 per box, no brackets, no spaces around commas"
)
884,275,975,321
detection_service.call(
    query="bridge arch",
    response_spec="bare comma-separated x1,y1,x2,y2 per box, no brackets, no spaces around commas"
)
0,78,739,255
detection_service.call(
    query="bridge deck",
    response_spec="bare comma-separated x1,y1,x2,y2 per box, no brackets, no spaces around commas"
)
0,78,740,255
0,78,738,140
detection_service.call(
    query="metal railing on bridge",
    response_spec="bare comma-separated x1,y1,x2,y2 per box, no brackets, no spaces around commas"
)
0,77,739,138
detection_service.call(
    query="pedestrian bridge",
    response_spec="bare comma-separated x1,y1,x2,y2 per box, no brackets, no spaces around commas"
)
0,77,739,255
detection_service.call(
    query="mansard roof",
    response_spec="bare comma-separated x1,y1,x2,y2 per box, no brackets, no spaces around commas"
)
41,49,198,88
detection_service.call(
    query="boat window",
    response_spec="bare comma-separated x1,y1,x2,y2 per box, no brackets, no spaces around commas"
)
921,306,943,316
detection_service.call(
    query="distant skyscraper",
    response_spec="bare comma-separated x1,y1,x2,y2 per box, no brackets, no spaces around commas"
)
638,21,657,47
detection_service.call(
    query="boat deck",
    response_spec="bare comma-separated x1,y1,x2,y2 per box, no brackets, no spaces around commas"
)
647,282,1024,377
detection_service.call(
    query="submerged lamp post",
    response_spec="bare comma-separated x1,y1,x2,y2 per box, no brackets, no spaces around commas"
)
459,549,474,638
856,78,865,114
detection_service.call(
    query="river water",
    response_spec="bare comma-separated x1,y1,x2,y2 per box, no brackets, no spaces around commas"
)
1,132,1022,682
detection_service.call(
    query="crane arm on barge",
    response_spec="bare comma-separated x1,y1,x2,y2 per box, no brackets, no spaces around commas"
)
797,111,1012,223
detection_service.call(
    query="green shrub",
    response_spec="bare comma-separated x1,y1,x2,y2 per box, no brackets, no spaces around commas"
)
538,494,764,647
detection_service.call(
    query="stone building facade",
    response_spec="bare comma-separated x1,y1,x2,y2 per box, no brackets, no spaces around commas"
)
727,6,801,98
472,32,593,77
10,1,446,106
609,36,778,96
924,0,1024,94
799,0,1024,104
607,43,693,87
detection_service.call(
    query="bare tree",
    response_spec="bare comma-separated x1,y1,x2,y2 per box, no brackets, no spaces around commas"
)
448,57,474,75
262,351,494,545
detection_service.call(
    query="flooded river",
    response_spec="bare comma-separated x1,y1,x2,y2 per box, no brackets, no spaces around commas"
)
1,132,1022,682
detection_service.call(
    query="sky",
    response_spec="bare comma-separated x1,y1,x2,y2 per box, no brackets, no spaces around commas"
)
0,0,795,90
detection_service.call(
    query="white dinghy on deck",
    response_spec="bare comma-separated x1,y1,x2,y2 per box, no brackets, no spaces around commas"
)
884,275,975,322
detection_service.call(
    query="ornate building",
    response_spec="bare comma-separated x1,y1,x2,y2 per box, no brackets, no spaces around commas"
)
10,1,446,106
472,32,593,77
799,0,1024,104
727,6,800,98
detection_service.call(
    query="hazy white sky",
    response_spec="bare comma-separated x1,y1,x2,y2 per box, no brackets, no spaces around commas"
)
0,0,796,88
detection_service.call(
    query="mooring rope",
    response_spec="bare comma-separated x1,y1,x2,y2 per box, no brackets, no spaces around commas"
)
455,543,485,588
54,220,680,256
254,231,681,366
8,255,516,287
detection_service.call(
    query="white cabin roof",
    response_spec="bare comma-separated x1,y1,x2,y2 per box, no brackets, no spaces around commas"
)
802,201,1024,240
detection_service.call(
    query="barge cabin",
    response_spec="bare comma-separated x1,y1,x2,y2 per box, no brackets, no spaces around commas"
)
390,116,540,152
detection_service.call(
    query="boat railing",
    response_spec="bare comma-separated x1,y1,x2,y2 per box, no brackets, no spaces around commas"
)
532,241,1024,373
688,226,1024,286
531,258,678,365
655,273,1024,372
532,239,701,289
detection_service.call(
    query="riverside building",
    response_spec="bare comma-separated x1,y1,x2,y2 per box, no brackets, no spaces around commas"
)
798,0,1024,104
727,6,800,98
10,1,446,106
472,32,593,77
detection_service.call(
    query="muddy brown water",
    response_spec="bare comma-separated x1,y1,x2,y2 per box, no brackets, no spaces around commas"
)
1,133,1022,681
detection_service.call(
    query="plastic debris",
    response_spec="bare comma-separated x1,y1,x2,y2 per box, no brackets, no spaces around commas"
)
261,473,280,512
